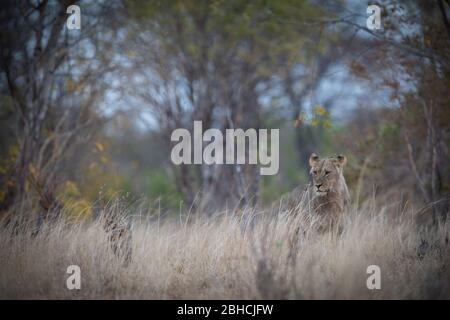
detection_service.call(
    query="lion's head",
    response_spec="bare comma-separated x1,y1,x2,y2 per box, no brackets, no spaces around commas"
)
309,153,347,197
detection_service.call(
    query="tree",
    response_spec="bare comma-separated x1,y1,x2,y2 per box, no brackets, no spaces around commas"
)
335,0,450,221
0,0,119,220
122,0,332,212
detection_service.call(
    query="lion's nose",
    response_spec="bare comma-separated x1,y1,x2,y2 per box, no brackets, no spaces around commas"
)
315,183,322,189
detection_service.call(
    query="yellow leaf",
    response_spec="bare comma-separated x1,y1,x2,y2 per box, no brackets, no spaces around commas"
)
89,162,98,171
313,105,328,117
63,180,81,197
65,79,77,92
28,164,38,179
311,119,320,127
8,145,19,158
126,50,137,58
95,142,105,152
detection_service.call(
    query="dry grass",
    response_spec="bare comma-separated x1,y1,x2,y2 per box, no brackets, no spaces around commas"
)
0,197,449,299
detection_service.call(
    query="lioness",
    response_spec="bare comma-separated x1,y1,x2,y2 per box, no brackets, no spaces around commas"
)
309,153,350,231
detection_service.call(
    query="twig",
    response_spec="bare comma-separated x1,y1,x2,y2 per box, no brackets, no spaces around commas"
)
404,131,430,203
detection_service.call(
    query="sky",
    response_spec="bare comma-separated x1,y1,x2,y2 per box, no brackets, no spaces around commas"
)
97,0,393,133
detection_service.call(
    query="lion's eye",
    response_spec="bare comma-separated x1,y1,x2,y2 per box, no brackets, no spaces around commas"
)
325,170,331,175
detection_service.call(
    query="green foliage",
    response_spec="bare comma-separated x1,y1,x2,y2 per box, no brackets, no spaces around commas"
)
144,169,183,208
377,122,400,152
126,0,331,76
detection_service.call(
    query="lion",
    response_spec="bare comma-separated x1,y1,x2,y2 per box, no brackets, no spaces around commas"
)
308,152,350,232
272,152,351,234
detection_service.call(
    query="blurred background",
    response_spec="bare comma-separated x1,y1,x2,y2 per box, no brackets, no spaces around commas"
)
0,0,449,221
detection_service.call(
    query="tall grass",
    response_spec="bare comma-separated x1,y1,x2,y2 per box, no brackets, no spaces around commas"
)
0,197,449,299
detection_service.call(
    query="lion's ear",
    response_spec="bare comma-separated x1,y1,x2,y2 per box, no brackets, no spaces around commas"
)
336,154,347,167
309,153,319,167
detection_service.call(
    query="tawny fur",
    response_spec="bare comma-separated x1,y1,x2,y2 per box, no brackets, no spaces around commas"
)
309,153,350,231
